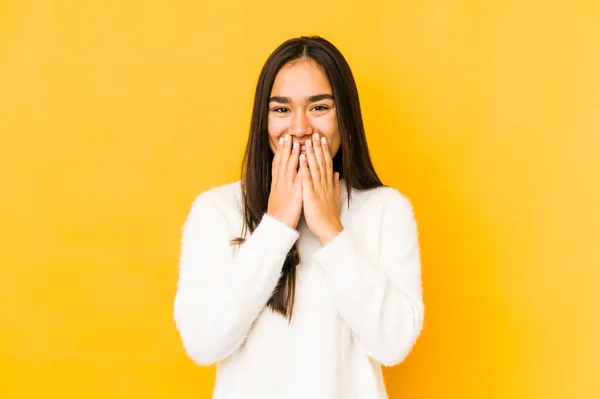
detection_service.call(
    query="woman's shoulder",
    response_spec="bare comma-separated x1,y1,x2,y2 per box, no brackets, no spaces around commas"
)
349,184,415,219
188,180,243,217
353,183,412,205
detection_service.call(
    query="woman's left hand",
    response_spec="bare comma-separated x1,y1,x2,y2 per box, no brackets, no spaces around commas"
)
300,133,343,246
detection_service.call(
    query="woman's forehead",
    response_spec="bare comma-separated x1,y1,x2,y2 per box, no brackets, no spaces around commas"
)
271,61,332,97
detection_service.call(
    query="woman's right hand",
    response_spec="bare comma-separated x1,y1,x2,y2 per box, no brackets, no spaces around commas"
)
267,134,302,230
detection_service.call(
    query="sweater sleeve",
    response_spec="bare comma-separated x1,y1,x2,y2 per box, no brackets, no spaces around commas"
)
173,190,299,366
313,189,424,367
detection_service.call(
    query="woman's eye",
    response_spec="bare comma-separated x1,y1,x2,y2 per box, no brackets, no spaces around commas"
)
313,105,329,111
272,107,289,113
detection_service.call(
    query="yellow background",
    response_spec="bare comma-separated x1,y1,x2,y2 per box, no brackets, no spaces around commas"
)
1,0,599,398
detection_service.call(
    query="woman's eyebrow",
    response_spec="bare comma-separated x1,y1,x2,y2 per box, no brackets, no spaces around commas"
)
308,94,334,102
269,94,335,103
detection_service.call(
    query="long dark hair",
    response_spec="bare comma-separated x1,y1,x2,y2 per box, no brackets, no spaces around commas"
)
232,36,383,320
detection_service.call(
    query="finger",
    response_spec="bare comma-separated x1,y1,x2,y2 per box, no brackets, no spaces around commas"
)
286,140,300,180
312,133,327,185
305,138,321,186
335,172,341,198
278,134,292,182
294,157,304,198
299,153,313,191
271,137,284,182
320,136,334,188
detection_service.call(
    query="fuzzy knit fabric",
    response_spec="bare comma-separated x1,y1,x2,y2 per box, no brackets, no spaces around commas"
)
173,179,424,399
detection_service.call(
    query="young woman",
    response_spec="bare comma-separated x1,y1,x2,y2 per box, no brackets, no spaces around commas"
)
174,36,424,399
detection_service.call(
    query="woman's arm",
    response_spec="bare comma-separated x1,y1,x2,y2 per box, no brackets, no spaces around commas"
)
173,190,299,365
313,189,424,367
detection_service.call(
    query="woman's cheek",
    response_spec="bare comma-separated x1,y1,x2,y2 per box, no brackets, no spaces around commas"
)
268,118,287,137
315,121,338,142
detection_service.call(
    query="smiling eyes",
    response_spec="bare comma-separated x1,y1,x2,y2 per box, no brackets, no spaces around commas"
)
271,105,330,113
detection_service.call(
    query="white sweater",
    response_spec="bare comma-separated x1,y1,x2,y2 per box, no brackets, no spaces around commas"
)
173,179,424,399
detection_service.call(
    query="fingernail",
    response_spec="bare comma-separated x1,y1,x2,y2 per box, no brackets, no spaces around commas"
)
285,134,290,142
293,141,298,149
313,133,320,140
321,136,327,144
307,139,312,147
279,137,284,145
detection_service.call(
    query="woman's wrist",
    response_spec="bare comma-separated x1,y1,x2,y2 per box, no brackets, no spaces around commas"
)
318,222,344,246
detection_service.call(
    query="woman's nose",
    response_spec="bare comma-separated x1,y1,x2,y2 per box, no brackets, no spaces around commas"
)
291,111,310,136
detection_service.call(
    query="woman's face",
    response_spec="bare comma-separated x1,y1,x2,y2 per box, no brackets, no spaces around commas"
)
267,60,341,158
